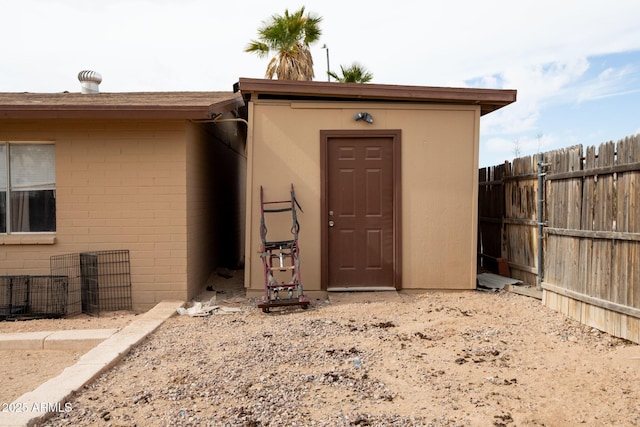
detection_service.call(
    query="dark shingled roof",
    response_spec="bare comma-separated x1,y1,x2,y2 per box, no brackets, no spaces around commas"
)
0,91,241,119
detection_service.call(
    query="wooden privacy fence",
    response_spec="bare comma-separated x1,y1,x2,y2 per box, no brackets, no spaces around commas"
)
479,134,640,344
478,156,540,285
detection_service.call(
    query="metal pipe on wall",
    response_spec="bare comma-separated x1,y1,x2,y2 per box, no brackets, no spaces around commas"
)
537,152,546,291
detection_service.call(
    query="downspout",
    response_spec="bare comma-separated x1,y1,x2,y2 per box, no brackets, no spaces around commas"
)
191,114,248,127
190,116,249,155
201,117,249,126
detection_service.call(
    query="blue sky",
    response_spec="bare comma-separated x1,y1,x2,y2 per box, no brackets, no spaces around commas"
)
2,0,639,167
475,50,640,166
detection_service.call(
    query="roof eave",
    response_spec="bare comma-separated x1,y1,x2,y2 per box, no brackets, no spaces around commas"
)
0,106,213,120
0,93,244,120
238,77,516,115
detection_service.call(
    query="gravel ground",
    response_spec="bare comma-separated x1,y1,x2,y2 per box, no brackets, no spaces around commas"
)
37,286,639,427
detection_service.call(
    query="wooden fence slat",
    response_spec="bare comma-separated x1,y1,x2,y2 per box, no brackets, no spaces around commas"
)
568,146,583,293
600,142,615,302
615,139,627,306
581,146,597,297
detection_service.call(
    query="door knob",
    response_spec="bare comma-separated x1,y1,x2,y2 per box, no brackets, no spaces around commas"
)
328,220,335,227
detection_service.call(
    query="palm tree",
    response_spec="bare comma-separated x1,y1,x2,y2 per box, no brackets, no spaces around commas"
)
245,7,322,81
328,63,374,83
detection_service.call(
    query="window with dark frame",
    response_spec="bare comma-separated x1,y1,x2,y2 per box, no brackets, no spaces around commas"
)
0,142,56,234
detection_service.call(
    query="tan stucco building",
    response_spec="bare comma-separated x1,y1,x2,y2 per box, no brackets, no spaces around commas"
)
238,78,515,298
0,78,515,313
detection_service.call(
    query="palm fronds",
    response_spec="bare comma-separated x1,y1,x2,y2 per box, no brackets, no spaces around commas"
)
245,7,322,81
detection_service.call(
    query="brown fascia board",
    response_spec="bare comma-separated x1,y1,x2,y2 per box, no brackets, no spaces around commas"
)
1,105,213,120
0,92,243,120
237,77,516,115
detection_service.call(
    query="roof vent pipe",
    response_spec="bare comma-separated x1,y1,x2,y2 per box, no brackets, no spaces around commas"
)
78,70,102,94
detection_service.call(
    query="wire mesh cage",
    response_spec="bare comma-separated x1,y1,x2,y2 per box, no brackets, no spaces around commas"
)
80,250,132,315
50,249,132,317
0,276,29,318
49,253,82,316
0,275,67,319
24,276,68,318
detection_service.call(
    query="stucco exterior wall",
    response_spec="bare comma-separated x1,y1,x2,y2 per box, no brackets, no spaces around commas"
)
245,100,480,296
186,123,213,301
0,119,189,311
185,122,247,301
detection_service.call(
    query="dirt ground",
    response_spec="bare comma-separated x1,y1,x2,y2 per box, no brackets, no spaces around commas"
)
0,311,137,404
2,279,639,426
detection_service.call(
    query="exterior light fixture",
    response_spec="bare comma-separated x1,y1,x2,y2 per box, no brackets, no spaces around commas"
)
354,112,373,124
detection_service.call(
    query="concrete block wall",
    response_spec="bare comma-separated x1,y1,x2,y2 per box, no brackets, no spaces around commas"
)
0,119,190,311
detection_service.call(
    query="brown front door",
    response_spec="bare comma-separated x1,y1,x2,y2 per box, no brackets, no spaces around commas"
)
321,130,401,290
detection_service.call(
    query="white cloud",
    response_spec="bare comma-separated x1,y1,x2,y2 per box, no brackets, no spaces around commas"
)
575,64,640,103
3,0,640,169
4,0,640,92
475,58,590,135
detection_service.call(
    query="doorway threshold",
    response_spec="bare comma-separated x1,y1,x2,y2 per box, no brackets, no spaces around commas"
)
327,287,397,292
327,288,401,304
